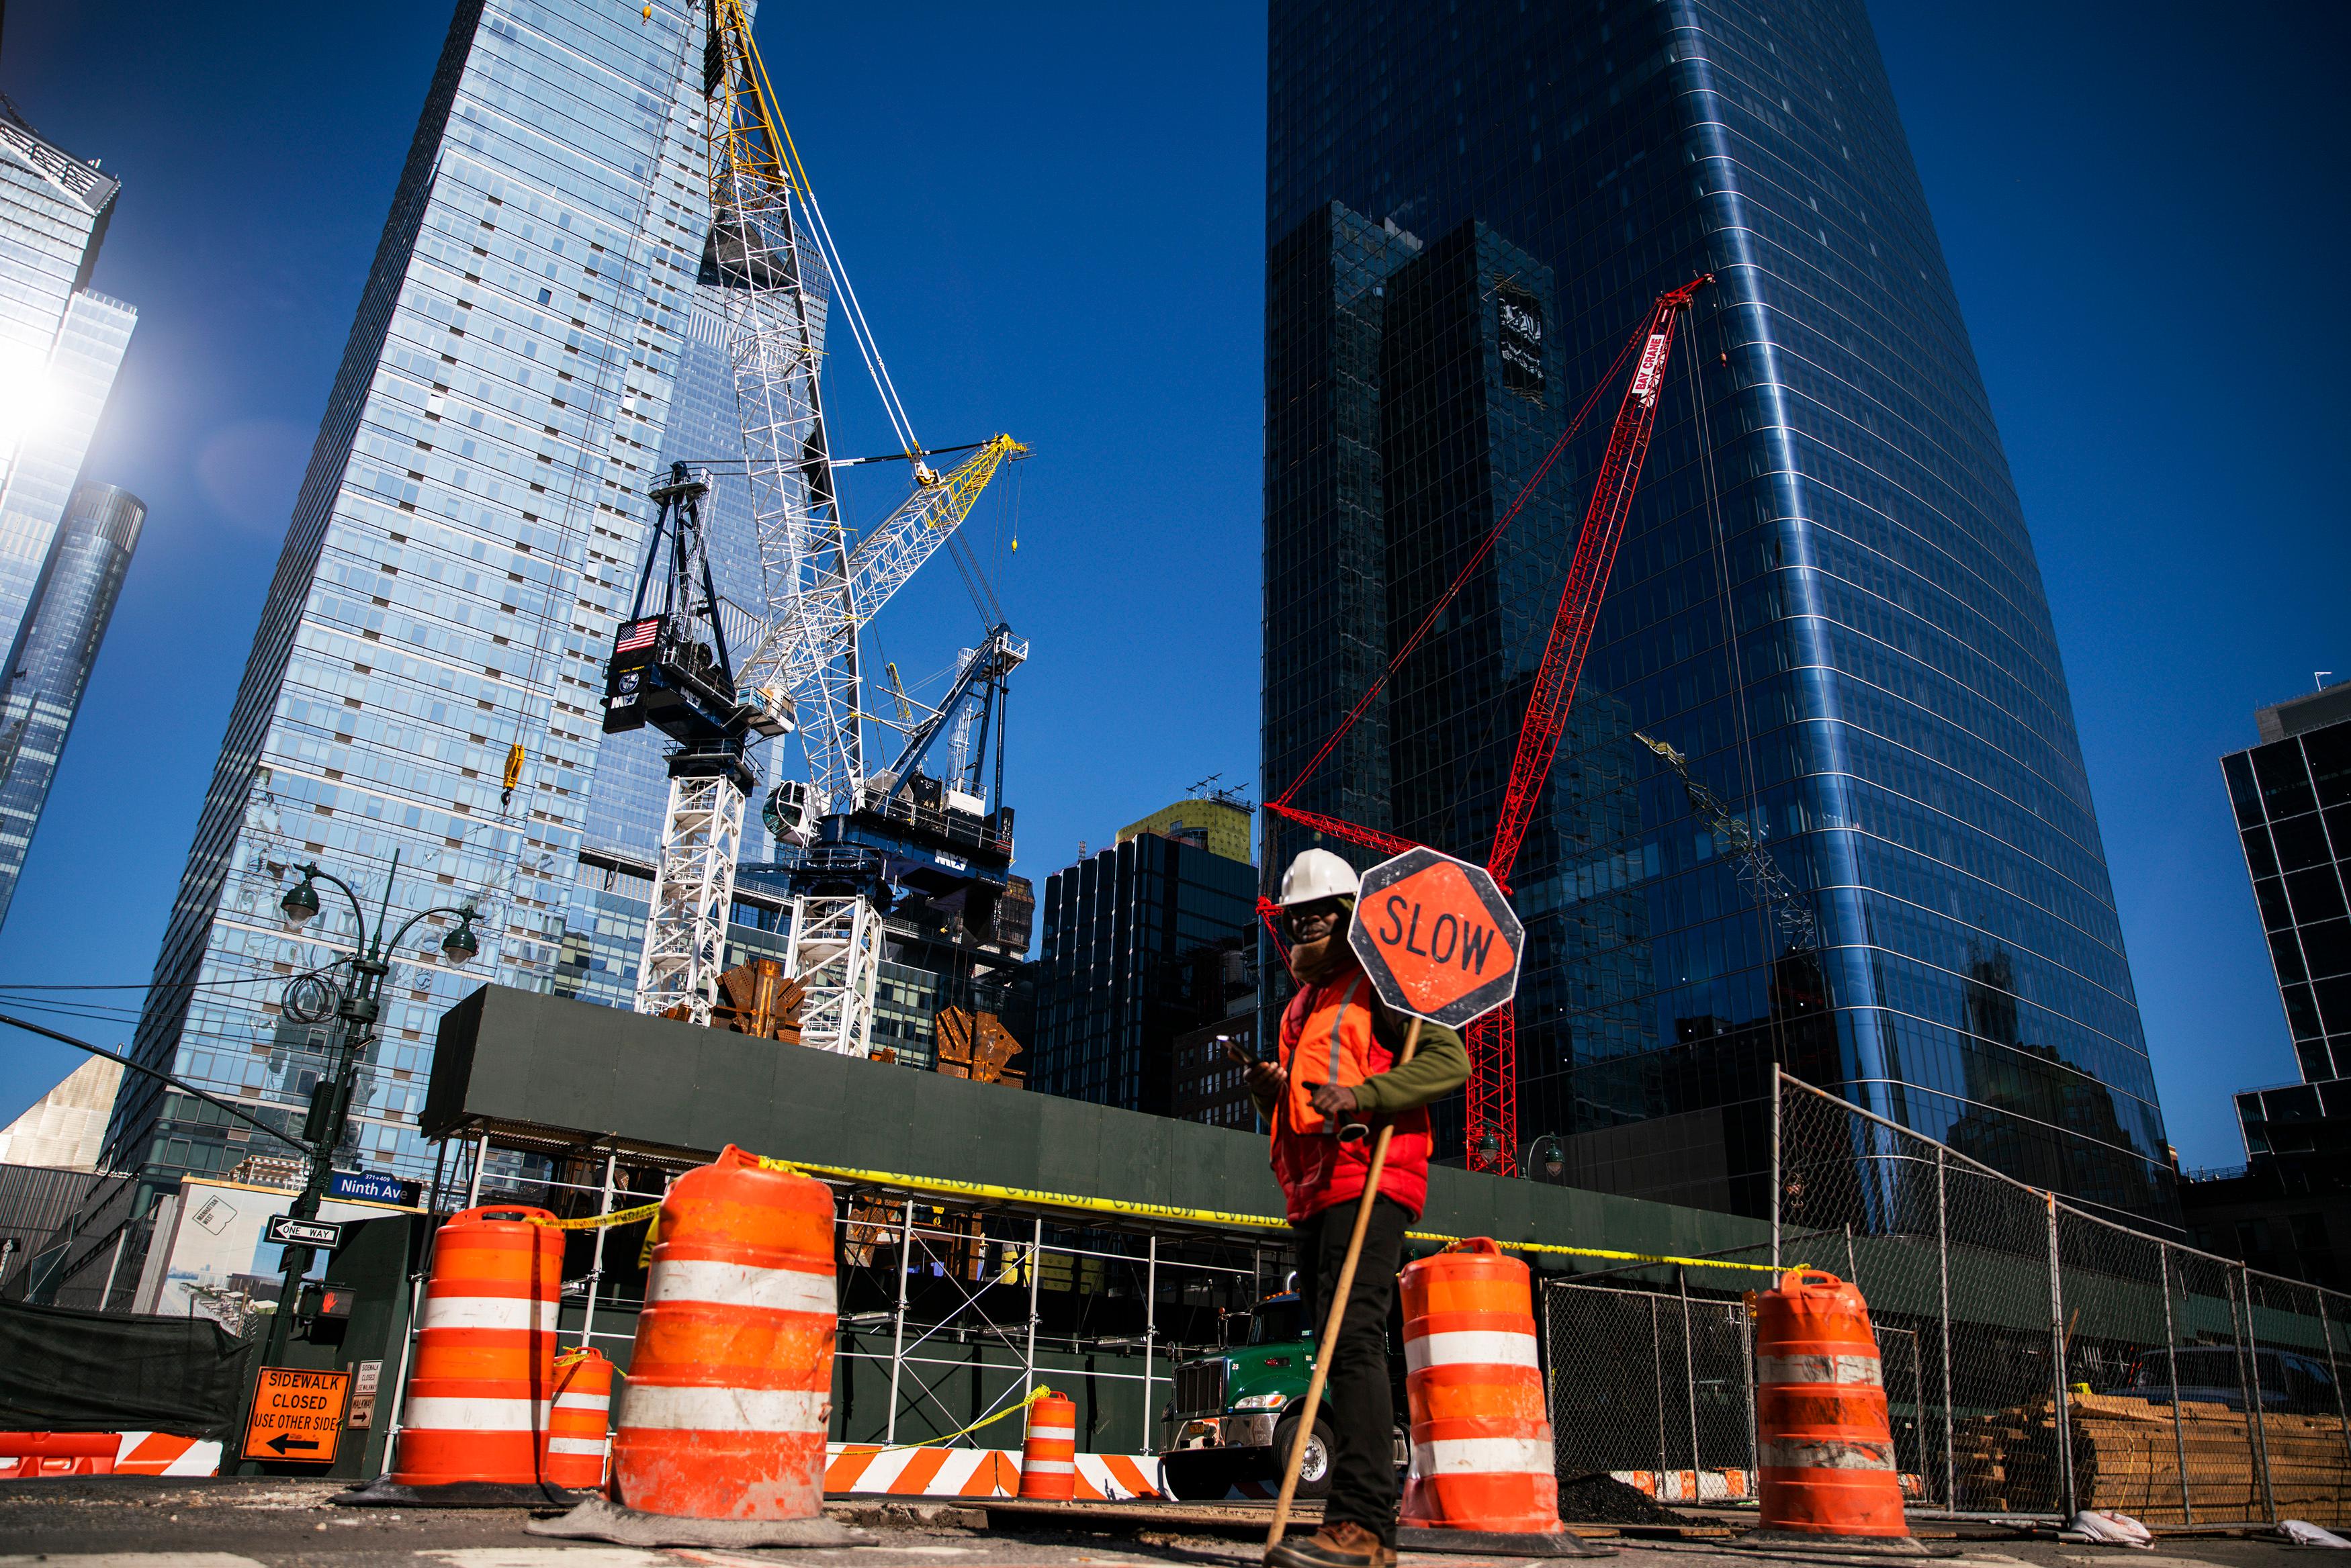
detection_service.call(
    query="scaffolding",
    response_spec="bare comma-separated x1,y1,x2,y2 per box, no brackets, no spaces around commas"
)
395,1121,1288,1463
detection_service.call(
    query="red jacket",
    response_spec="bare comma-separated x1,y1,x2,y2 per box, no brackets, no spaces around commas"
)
1270,959,1432,1224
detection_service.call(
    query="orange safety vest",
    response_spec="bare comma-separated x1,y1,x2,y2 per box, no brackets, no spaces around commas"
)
1272,966,1431,1224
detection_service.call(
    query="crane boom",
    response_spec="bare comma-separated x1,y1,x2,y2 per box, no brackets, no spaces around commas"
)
1462,275,1709,1173
1634,731,1818,954
1259,278,1711,1170
740,433,1026,815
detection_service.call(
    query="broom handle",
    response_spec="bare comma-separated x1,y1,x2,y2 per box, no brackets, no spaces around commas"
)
1268,1016,1423,1549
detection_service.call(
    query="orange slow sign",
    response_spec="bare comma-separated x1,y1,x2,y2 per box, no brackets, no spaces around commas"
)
1347,847,1524,1027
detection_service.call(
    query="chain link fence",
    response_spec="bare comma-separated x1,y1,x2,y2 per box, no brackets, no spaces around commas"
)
1773,1072,2351,1524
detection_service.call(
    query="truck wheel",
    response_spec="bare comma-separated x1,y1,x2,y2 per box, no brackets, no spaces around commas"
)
1272,1412,1336,1498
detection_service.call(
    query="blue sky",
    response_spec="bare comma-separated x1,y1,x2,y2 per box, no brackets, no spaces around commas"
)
0,2,2341,1173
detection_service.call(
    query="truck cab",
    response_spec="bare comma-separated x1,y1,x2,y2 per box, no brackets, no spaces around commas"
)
1160,1292,1405,1500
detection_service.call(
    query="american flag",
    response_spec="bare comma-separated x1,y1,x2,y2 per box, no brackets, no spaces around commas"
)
615,616,660,653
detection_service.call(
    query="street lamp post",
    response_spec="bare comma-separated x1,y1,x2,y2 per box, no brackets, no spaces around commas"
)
250,849,478,1418
1519,1134,1566,1183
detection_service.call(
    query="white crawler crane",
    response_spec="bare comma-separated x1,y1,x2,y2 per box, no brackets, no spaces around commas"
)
609,0,1022,1035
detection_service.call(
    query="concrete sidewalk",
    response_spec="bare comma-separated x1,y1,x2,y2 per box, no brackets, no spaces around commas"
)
0,1478,2330,1568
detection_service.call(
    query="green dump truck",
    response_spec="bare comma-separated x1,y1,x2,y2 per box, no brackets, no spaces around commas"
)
1159,1291,1408,1502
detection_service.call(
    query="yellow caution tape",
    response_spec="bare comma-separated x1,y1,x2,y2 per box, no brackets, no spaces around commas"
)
529,1199,663,1232
750,1154,1788,1276
834,1384,1053,1453
519,1159,1787,1275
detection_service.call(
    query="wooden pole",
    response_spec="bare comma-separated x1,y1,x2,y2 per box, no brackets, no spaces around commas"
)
1267,1016,1423,1551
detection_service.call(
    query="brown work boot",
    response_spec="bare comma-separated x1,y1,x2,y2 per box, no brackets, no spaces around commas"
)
1267,1521,1382,1568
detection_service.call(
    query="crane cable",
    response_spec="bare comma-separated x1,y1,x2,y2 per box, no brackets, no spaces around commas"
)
720,2,1006,632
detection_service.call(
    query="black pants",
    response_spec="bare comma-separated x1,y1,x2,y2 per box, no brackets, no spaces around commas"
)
1293,1195,1411,1547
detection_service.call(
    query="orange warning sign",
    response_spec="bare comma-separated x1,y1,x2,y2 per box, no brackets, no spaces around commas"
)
242,1366,349,1463
1347,847,1523,1027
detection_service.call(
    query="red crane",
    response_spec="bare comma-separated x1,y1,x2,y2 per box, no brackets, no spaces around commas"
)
1263,274,1712,1173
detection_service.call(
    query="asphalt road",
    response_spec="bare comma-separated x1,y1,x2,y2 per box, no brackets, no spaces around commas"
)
0,1479,2331,1568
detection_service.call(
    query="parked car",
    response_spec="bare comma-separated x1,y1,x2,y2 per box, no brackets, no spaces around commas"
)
2113,1345,2338,1415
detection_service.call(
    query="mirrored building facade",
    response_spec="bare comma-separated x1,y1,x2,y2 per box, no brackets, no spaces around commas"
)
0,481,145,928
2222,684,2351,1162
107,0,727,1197
1263,0,2171,1221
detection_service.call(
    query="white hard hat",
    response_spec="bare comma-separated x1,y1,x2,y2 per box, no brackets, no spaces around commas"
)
1278,847,1360,907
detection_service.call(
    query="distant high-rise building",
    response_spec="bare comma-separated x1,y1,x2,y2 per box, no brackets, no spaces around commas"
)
1032,833,1256,1114
1118,794,1255,867
0,1055,122,1171
1264,0,2170,1221
1169,941,1261,1130
2186,682,2351,1285
2219,683,2351,1166
0,481,144,927
106,0,725,1196
0,108,133,708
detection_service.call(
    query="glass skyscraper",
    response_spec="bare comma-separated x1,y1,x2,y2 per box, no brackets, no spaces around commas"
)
0,108,133,731
106,0,730,1195
1263,0,2170,1223
0,481,145,928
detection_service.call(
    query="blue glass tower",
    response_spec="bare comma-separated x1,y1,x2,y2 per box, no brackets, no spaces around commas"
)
107,0,733,1195
0,481,144,929
1263,0,2171,1222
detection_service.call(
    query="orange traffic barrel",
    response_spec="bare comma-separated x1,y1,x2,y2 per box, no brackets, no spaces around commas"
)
543,1348,613,1491
611,1145,836,1520
391,1205,561,1487
1017,1390,1077,1500
1398,1238,1560,1533
1756,1269,1908,1537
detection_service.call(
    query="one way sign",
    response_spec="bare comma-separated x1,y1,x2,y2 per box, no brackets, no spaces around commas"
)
265,1214,343,1250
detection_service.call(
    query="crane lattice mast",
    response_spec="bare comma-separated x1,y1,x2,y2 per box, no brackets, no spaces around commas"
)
625,0,1021,1040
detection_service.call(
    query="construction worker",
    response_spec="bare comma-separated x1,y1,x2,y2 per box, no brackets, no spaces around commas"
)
1247,847,1470,1568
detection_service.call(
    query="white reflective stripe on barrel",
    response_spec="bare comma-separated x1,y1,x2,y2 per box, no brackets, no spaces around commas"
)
1022,1459,1075,1474
646,1256,835,1316
400,1396,550,1430
1404,1329,1540,1374
1027,1424,1076,1442
1759,1437,1896,1471
1411,1435,1555,1476
546,1436,609,1455
553,1391,611,1412
418,1295,561,1332
1756,1352,1881,1387
617,1383,828,1432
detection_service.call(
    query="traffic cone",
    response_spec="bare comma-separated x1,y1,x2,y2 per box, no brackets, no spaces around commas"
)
543,1348,613,1491
1017,1390,1077,1500
337,1205,570,1506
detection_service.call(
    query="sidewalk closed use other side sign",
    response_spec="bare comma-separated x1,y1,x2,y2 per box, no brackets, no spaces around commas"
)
242,1367,349,1463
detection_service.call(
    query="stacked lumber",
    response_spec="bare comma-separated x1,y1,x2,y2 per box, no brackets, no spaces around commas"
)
1952,1391,2350,1524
